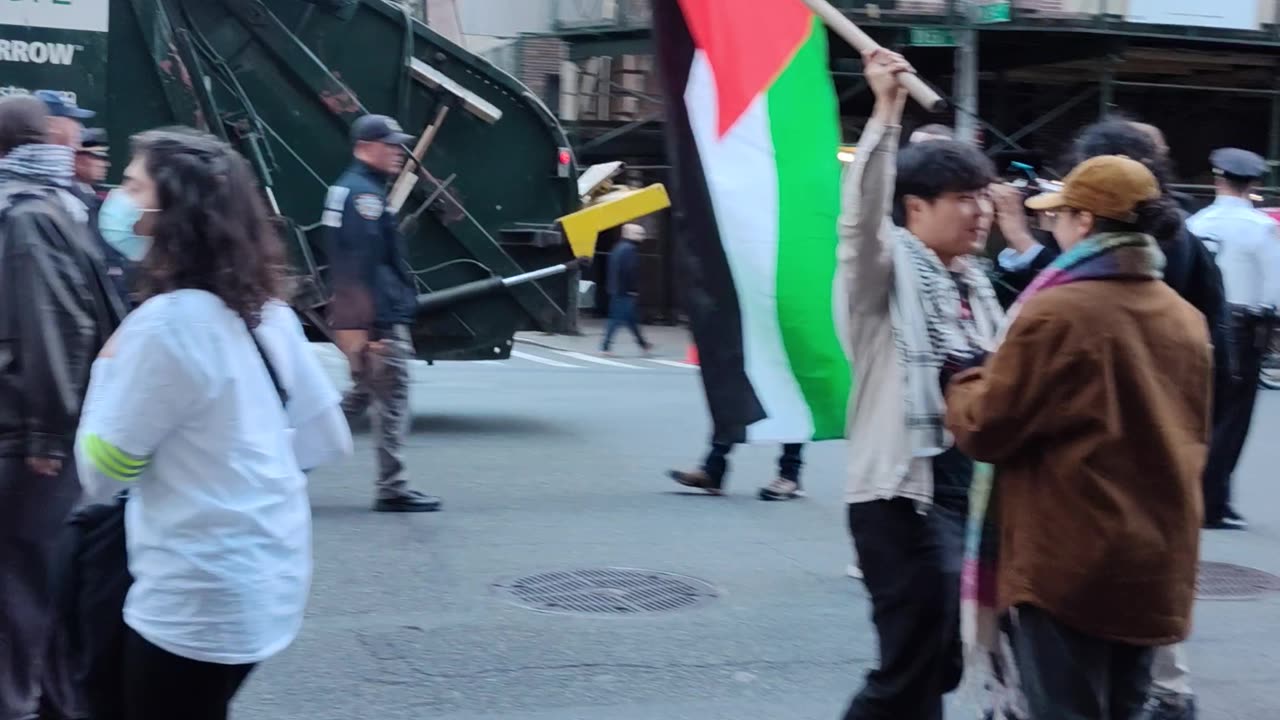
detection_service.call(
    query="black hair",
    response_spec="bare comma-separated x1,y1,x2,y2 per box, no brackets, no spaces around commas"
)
0,95,49,155
913,123,954,140
1087,195,1185,240
132,127,285,327
1222,175,1255,194
1071,120,1173,190
892,140,997,224
1071,119,1189,242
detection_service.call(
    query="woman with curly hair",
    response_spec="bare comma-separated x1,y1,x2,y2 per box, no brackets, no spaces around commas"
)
75,128,352,719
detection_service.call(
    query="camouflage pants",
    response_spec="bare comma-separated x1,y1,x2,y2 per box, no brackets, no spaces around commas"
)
341,327,413,500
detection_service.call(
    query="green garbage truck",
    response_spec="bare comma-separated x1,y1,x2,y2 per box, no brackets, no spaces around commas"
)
0,0,666,361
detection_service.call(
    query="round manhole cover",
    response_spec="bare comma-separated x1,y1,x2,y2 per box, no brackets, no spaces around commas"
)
495,568,719,616
1196,562,1280,600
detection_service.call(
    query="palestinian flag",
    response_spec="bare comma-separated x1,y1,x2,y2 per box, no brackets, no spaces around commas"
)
654,0,850,443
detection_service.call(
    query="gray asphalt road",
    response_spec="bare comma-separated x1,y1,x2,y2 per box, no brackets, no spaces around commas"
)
236,351,1280,720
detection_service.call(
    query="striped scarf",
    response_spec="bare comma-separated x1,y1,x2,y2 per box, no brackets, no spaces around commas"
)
0,143,74,187
961,231,1165,718
889,228,1003,460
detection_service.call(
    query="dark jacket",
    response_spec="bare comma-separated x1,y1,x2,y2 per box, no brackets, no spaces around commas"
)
71,181,136,309
0,177,124,460
323,162,416,330
947,276,1211,646
990,229,1057,308
607,239,640,296
993,223,1233,391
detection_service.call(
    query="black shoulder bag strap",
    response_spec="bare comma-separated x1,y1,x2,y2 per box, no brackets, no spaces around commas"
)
245,318,290,408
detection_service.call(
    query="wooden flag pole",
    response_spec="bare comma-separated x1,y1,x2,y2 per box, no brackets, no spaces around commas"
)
798,0,947,113
388,104,452,213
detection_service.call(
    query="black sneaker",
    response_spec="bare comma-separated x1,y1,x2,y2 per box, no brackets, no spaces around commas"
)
1204,516,1247,530
374,491,442,513
1140,694,1197,720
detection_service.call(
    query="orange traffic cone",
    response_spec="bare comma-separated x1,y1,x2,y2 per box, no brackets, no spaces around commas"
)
685,344,699,366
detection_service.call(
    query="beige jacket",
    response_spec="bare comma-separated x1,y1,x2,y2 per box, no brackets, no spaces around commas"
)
838,120,933,505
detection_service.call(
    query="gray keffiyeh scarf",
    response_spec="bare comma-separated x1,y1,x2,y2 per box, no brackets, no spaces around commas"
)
888,227,1003,457
0,143,75,187
0,144,87,223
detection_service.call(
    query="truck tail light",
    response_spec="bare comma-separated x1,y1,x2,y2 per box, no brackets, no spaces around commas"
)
557,147,572,178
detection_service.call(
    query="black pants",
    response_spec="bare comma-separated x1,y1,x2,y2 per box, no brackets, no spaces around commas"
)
843,499,965,720
1202,316,1266,522
122,628,255,720
1011,605,1154,720
0,457,86,720
704,442,803,486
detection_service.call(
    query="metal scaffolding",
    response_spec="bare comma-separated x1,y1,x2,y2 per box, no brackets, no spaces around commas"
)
545,0,1280,197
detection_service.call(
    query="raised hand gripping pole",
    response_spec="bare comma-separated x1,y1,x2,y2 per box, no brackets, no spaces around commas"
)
798,0,947,113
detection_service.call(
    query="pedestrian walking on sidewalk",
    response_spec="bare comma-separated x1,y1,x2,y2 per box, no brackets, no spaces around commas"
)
324,114,441,513
946,155,1210,720
75,128,352,720
1189,147,1280,532
0,94,125,720
601,222,653,356
75,128,139,310
669,438,805,501
989,120,1232,719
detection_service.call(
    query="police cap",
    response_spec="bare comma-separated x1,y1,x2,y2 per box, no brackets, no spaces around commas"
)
351,114,413,146
1210,148,1268,181
78,128,109,158
34,89,95,120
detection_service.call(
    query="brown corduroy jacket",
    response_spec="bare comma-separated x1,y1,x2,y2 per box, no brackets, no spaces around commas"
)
945,278,1211,646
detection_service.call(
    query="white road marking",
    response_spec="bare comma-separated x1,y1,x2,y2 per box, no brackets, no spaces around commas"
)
316,341,692,371
552,350,645,369
647,359,698,370
511,350,582,368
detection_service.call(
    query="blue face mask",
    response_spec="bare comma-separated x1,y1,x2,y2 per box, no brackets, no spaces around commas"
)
98,189,157,262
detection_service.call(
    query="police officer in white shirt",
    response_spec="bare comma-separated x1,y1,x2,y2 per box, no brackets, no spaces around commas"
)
1187,148,1280,531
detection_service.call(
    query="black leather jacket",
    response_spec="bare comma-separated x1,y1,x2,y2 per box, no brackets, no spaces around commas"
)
0,177,125,460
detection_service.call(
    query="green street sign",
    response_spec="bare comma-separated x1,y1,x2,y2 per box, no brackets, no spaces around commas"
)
975,2,1012,24
908,27,958,47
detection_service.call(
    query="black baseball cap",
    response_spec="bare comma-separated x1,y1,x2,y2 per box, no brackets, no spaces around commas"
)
351,114,412,146
34,89,95,120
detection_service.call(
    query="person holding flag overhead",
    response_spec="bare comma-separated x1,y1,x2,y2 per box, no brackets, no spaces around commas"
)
839,48,1004,719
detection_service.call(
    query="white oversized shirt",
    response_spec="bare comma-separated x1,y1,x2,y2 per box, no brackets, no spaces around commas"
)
1188,196,1280,307
76,290,352,665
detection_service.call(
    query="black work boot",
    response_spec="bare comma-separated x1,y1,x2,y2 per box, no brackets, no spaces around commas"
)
668,469,723,495
374,490,443,513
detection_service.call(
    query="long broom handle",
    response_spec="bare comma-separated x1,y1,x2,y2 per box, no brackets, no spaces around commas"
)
798,0,947,113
